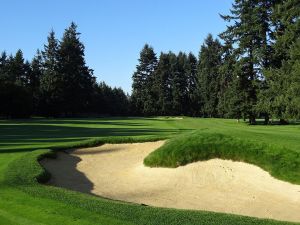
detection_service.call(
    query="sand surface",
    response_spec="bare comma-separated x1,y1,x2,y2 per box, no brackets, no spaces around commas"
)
41,141,300,222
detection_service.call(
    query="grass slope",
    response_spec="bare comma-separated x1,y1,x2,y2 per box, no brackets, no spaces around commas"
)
0,117,299,225
144,131,300,184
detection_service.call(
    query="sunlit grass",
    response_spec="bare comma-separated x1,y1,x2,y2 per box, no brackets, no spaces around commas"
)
0,117,299,225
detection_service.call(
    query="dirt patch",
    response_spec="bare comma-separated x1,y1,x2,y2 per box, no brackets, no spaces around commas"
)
41,141,300,222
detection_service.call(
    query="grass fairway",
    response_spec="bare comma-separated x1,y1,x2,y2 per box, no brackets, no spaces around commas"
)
0,117,299,225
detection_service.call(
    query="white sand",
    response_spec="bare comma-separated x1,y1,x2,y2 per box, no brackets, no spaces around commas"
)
41,141,300,222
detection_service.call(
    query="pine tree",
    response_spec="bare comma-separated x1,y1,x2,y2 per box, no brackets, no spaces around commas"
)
0,52,8,82
143,73,159,116
39,29,61,116
197,34,222,117
217,40,235,118
227,63,252,121
29,50,43,113
287,39,300,119
257,0,300,123
271,0,300,67
58,22,95,115
10,49,26,86
91,82,130,116
131,44,158,115
0,50,33,118
111,87,130,116
154,53,173,115
185,53,198,116
261,37,300,122
171,52,188,115
220,0,277,123
93,82,111,115
0,52,9,117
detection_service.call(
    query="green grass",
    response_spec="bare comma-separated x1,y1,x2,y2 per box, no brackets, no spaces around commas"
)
0,117,299,225
144,131,300,184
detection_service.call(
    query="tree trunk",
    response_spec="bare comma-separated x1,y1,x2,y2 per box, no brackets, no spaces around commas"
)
249,115,256,125
279,119,289,125
264,114,269,125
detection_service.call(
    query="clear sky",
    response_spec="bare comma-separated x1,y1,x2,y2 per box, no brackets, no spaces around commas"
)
0,0,233,94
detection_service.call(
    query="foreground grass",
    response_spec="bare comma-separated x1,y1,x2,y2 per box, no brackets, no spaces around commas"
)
0,117,299,224
144,131,300,184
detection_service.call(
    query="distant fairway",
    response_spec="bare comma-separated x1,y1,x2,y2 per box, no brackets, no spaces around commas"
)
0,117,300,225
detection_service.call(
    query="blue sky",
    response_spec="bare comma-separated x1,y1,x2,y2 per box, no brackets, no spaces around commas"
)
0,0,233,93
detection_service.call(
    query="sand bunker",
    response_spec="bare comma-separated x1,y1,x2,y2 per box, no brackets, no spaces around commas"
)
41,141,300,222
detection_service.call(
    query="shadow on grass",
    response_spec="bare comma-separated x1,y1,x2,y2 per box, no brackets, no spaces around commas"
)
0,123,193,154
0,116,187,125
249,120,300,126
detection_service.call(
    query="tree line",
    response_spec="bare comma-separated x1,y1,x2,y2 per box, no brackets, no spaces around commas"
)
131,0,299,123
0,23,129,118
1,0,299,122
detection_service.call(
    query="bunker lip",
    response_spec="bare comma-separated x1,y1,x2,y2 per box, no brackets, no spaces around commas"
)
41,141,300,223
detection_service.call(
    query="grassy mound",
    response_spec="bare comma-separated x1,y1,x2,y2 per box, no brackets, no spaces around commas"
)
144,131,300,184
3,149,54,186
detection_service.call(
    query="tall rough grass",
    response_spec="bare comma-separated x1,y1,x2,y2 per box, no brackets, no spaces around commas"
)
144,131,300,184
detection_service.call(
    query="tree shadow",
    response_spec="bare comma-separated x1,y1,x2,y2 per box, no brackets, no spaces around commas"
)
0,123,193,154
250,120,300,126
41,152,94,194
0,116,187,125
0,117,195,154
0,119,148,127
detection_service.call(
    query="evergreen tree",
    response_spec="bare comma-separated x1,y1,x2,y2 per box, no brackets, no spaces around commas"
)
217,40,235,118
58,22,95,115
143,73,159,116
271,0,300,67
185,53,198,116
154,52,173,115
39,29,62,116
227,63,252,121
0,50,32,118
111,87,130,116
91,82,111,115
171,52,188,115
287,39,300,119
10,50,26,85
257,0,300,123
0,52,9,117
220,0,277,123
0,52,8,82
29,50,43,113
1,9,298,120
131,44,158,115
260,37,300,122
91,82,130,116
1,23,132,118
196,34,222,117
256,0,276,69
